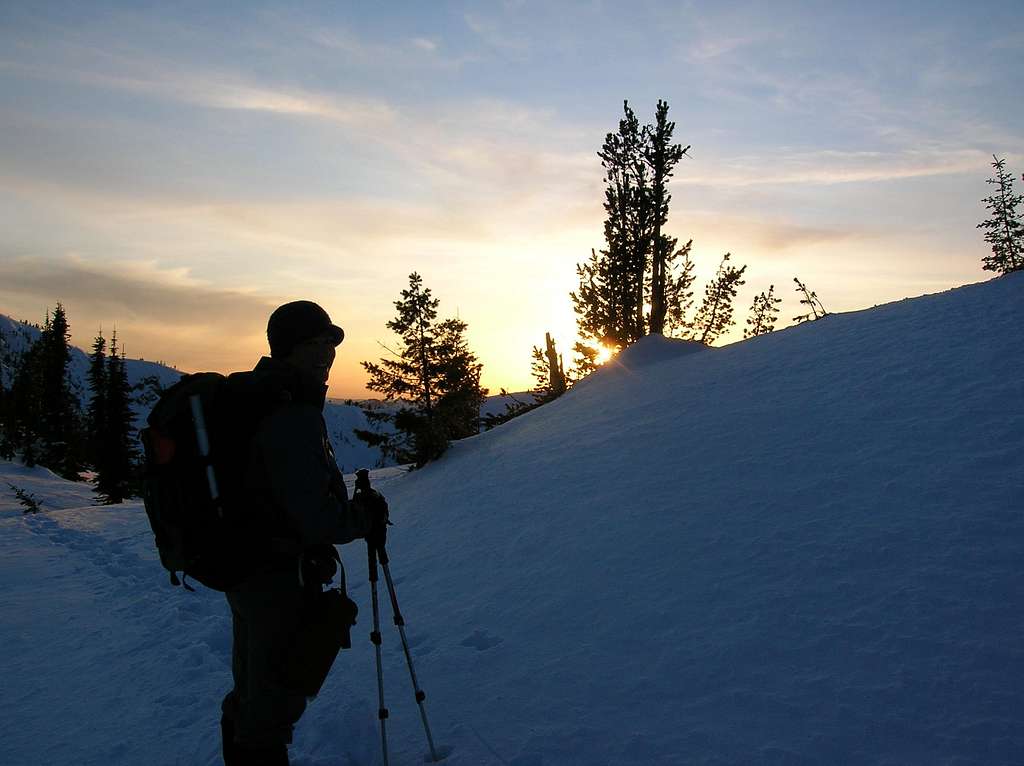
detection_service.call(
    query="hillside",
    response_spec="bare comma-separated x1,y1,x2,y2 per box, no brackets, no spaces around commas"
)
0,313,183,408
0,313,395,470
1,274,1022,765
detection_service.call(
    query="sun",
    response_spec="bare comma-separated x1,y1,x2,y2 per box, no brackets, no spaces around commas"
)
593,344,615,365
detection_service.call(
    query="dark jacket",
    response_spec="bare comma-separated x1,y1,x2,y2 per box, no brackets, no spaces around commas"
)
230,357,370,582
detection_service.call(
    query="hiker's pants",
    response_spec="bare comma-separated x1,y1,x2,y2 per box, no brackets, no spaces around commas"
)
222,582,308,747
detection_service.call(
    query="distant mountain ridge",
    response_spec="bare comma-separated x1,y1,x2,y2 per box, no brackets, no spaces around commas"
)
0,313,183,407
0,313,518,471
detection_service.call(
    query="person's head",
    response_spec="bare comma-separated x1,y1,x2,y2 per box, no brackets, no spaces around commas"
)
266,301,344,384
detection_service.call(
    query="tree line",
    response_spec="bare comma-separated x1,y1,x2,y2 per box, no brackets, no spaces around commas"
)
0,304,146,503
6,108,1019,478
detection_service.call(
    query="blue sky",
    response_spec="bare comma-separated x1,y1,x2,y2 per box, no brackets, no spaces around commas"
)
1,1,1021,395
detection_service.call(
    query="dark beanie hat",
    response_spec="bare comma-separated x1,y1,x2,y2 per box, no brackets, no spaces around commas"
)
267,301,344,358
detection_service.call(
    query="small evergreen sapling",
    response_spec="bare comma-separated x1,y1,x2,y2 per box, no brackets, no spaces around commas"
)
977,155,1024,274
8,483,42,514
792,277,828,323
744,285,782,338
692,253,747,345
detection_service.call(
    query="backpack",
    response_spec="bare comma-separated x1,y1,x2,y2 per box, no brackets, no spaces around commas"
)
140,371,278,591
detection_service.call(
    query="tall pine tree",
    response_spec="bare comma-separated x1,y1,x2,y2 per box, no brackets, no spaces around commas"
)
573,100,694,370
977,155,1024,274
359,273,486,466
86,331,107,469
95,331,135,503
38,304,83,478
646,100,687,335
5,306,83,477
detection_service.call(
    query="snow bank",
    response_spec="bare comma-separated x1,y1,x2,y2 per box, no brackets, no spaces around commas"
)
1,275,1022,766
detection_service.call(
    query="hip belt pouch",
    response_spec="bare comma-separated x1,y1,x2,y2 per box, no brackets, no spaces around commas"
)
282,588,358,698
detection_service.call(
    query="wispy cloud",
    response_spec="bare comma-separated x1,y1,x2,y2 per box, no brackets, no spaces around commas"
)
675,148,994,188
0,56,396,128
301,20,474,70
686,32,777,62
685,213,856,252
0,254,274,325
463,12,531,55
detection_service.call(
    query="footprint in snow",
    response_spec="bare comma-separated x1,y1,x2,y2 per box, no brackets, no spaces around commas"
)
460,629,503,651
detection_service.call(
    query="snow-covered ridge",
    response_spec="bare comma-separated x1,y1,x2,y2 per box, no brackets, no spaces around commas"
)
0,313,183,403
2,274,1022,765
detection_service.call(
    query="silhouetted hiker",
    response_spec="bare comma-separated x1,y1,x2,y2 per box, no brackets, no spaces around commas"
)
219,301,388,766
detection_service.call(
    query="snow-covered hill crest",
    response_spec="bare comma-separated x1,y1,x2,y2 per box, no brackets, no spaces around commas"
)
1,275,1022,765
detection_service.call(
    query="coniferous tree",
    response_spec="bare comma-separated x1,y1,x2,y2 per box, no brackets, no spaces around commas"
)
36,304,83,478
432,316,486,441
3,306,82,475
573,100,694,369
692,254,747,345
7,334,42,461
744,285,782,338
572,102,648,361
0,375,12,461
792,277,828,323
646,100,687,335
0,326,16,460
86,331,107,468
662,239,697,337
359,273,486,466
977,155,1024,274
95,331,135,503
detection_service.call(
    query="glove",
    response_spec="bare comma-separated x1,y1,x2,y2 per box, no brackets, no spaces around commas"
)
303,543,339,585
359,489,390,550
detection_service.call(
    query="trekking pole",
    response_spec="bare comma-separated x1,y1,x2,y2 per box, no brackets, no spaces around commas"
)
367,540,389,766
355,469,442,763
378,543,441,763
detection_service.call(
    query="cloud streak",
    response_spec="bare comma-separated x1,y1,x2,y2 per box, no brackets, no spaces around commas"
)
675,148,995,188
0,255,275,325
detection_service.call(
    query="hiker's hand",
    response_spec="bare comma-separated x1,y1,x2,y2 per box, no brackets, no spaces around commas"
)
304,544,338,584
360,490,389,549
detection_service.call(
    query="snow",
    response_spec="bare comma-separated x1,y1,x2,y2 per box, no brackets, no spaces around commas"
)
1,274,1023,765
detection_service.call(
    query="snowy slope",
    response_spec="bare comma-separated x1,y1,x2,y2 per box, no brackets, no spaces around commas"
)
1,274,1022,766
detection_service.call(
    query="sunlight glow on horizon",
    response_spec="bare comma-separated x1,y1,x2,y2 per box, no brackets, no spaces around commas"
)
0,2,1020,397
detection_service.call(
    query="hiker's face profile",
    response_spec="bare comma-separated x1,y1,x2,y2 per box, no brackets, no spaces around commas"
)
286,331,337,383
